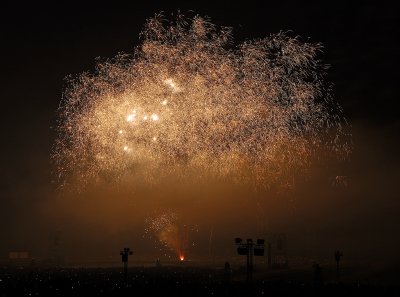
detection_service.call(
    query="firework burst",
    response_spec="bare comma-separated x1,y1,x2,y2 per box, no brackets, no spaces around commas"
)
54,13,350,189
145,210,192,260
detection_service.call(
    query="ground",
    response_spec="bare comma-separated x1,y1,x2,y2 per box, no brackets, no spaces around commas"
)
1,264,399,296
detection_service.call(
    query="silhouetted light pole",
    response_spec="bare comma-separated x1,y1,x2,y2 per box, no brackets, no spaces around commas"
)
334,250,343,281
235,238,265,282
267,241,272,268
120,247,133,277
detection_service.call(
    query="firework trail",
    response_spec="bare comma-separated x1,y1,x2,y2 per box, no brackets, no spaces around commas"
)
54,13,350,189
208,227,213,261
145,210,191,260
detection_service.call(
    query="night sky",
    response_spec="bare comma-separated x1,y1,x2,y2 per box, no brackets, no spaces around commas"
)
1,1,399,264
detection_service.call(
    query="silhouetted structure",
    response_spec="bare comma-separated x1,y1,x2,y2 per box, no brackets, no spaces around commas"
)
8,251,31,267
235,238,265,281
267,233,288,269
224,261,231,282
156,258,162,268
334,250,343,280
313,263,324,289
267,242,272,268
49,231,64,267
120,247,133,277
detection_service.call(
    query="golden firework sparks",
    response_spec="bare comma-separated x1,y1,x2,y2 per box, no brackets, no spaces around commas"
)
54,13,350,189
145,210,189,260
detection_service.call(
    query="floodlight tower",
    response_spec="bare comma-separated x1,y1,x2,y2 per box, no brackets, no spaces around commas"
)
120,247,133,277
235,238,265,281
334,250,343,280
